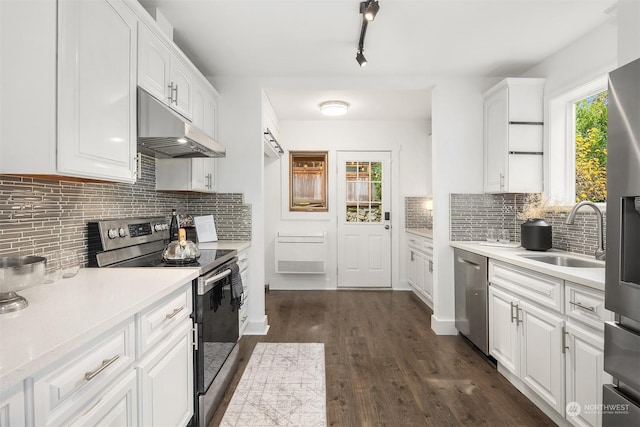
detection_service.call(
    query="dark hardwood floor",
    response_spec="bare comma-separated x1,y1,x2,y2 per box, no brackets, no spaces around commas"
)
210,290,554,426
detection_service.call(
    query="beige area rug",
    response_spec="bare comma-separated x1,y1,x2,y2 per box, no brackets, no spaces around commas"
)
220,343,326,427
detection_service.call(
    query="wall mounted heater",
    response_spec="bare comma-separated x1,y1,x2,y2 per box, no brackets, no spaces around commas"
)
275,232,327,274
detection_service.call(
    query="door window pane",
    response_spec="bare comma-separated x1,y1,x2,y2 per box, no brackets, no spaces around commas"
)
345,160,383,222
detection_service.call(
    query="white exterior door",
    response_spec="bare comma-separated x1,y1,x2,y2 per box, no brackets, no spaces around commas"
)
337,151,391,288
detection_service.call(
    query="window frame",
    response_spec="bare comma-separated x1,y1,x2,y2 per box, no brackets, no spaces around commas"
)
547,75,608,207
288,151,329,212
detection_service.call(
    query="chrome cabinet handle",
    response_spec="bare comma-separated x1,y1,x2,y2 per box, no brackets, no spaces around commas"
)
192,323,198,351
510,302,517,323
410,251,414,262
569,301,595,312
516,306,523,325
165,306,184,320
562,326,570,354
168,82,175,103
428,260,433,273
499,173,505,190
85,355,119,381
172,84,179,105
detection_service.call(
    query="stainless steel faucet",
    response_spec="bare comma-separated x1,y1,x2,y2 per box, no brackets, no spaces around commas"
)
565,201,606,261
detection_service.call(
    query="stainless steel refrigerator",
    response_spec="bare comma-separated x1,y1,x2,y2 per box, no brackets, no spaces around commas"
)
603,57,640,426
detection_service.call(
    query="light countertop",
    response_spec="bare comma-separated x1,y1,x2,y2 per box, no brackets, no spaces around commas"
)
197,240,251,252
406,228,433,239
0,267,198,393
450,241,605,291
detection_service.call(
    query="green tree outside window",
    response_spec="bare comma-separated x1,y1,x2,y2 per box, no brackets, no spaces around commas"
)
575,90,607,203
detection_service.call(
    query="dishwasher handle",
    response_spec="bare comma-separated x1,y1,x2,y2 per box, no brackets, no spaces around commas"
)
457,256,481,270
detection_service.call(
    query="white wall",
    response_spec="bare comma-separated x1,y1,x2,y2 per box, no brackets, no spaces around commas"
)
430,78,485,335
618,0,640,66
265,120,431,290
212,76,269,335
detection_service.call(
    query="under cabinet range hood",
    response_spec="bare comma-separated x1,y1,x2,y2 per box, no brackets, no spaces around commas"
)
137,90,226,158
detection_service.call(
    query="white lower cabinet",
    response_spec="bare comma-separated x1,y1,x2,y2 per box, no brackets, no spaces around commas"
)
34,321,136,426
489,286,521,376
137,319,194,427
0,384,25,427
519,299,565,414
488,259,611,426
11,283,194,427
67,371,138,427
406,233,433,307
565,322,610,427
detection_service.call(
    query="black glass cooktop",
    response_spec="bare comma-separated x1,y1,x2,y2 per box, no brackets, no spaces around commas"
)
113,248,237,275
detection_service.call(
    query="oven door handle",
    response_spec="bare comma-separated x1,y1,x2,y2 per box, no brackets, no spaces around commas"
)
201,268,232,294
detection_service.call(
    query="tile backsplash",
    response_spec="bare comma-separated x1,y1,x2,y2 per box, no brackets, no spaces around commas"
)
0,155,251,266
450,193,606,256
405,196,433,229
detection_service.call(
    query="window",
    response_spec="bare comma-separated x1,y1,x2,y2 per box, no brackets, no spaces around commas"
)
574,90,607,203
345,161,382,222
289,151,328,212
547,75,608,205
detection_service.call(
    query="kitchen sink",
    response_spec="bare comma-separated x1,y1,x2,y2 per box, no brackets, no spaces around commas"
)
518,254,604,268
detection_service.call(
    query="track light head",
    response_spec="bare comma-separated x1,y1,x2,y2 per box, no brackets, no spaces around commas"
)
360,1,380,21
356,49,367,67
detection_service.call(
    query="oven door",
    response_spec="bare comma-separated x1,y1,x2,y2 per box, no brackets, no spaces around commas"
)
194,262,240,395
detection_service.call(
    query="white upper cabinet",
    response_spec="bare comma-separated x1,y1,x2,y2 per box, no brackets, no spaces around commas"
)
0,0,138,183
483,78,545,193
137,22,193,121
192,80,218,139
262,93,284,159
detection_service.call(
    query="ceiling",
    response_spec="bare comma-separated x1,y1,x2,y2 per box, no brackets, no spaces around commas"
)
138,0,614,121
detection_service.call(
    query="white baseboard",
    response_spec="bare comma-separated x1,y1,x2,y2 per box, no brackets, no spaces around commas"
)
243,315,270,335
430,315,458,335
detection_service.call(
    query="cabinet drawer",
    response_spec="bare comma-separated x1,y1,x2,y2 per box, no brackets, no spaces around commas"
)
34,320,135,426
565,282,612,330
489,260,563,312
407,236,433,255
138,286,192,354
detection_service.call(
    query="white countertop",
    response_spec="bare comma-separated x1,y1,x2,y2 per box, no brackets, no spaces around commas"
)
450,241,605,291
0,267,198,393
406,228,433,239
197,240,251,252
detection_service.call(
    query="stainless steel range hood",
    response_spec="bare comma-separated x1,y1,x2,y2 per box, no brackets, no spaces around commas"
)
137,89,226,158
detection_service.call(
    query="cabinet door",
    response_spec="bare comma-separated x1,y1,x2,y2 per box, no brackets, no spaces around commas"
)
565,323,610,427
57,0,137,183
169,56,193,120
137,23,170,103
415,253,426,295
203,94,218,139
407,249,417,287
67,371,137,427
0,385,25,427
488,286,520,375
484,86,509,192
424,256,433,299
137,319,194,427
520,300,565,415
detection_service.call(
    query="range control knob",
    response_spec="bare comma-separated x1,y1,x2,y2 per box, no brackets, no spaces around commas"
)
107,228,118,239
154,224,163,232
118,227,127,238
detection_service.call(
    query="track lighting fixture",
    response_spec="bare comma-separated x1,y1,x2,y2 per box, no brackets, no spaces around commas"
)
356,1,380,67
360,0,380,21
356,49,367,67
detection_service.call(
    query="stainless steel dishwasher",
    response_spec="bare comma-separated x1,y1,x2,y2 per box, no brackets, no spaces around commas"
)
454,248,489,355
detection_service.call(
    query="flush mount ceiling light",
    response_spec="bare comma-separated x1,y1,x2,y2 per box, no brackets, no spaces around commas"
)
319,100,350,117
356,1,380,67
